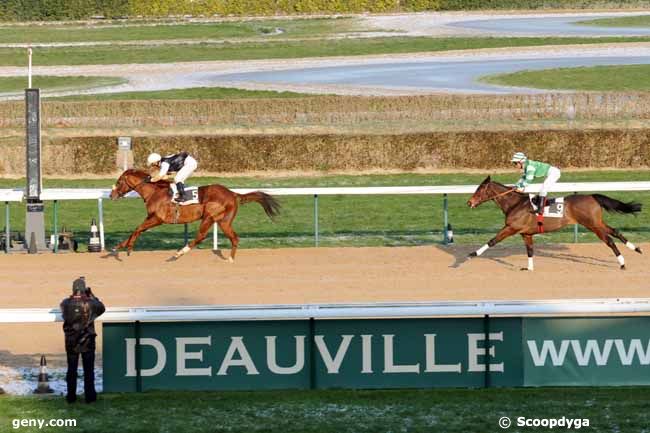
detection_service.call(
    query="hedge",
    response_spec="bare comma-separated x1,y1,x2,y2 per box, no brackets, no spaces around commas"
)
0,0,646,21
1,129,649,176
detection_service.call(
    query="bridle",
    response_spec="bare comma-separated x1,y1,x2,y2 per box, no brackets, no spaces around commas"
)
112,175,150,198
475,184,516,206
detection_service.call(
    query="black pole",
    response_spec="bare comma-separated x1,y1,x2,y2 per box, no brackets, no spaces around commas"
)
484,314,490,389
135,320,142,393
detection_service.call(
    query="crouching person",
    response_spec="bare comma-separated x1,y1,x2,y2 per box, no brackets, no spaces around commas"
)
61,277,105,403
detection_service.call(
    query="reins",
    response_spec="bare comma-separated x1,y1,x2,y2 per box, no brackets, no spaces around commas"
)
482,187,516,204
115,175,151,198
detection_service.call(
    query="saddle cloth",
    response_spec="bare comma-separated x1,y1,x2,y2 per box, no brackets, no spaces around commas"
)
172,187,200,206
530,195,565,218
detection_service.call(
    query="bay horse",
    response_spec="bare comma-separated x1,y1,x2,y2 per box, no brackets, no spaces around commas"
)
109,169,280,260
467,176,642,270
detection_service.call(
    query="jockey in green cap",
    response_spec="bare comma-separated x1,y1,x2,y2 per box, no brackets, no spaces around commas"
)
511,152,561,217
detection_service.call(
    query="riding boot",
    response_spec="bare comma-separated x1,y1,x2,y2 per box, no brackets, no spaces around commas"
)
536,195,546,231
176,182,187,202
537,196,546,216
169,183,178,201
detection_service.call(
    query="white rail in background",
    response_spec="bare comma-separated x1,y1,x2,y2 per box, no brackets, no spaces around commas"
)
1,181,650,202
2,298,650,323
2,181,649,251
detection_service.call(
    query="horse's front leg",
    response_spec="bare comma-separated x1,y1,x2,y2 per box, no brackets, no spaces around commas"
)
175,217,213,258
469,226,518,258
115,216,162,255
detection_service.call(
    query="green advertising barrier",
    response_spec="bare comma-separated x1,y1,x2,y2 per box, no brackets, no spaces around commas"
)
523,317,650,386
103,316,650,392
103,318,523,392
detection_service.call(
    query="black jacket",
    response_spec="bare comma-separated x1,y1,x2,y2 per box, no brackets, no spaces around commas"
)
61,294,105,353
161,152,189,172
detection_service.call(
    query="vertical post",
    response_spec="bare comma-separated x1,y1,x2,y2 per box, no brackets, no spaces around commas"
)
184,223,189,246
135,320,142,393
314,194,319,247
212,222,219,251
308,317,316,390
443,193,449,245
484,314,490,389
5,202,9,254
28,47,32,88
97,198,105,251
573,192,578,243
53,200,58,253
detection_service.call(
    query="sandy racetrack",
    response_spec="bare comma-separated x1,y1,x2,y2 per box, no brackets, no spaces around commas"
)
1,244,648,366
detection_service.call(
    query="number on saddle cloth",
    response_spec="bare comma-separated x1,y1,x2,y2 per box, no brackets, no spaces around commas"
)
172,187,200,206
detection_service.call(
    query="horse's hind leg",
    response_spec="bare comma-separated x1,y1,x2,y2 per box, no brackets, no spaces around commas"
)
218,219,239,263
605,224,642,254
585,224,626,269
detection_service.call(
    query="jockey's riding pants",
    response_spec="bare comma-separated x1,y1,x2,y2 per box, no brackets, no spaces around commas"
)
539,166,561,197
174,156,198,183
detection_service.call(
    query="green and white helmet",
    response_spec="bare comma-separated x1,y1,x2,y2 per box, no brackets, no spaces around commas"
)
511,152,527,163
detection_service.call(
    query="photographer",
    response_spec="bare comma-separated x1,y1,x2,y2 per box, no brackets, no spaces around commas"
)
60,277,105,403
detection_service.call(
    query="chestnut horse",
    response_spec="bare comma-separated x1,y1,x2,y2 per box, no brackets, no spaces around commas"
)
109,169,280,260
467,176,642,270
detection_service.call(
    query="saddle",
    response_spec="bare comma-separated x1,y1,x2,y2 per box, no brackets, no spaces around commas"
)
529,196,565,233
170,187,200,206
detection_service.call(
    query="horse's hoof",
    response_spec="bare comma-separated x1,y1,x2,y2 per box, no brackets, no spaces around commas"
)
111,247,117,253
228,257,234,263
175,245,191,258
520,267,533,271
635,247,643,254
621,264,626,270
468,252,477,258
127,250,131,257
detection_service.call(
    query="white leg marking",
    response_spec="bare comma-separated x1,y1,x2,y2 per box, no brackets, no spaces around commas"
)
175,245,191,258
625,241,636,251
617,255,625,267
476,244,489,256
528,257,534,271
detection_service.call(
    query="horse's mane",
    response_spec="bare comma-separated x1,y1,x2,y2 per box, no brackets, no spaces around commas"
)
124,168,171,188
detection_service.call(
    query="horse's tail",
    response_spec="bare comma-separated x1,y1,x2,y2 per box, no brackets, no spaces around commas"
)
593,194,642,215
237,191,281,219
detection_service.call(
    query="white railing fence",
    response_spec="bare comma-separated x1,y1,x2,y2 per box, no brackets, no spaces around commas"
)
2,181,650,252
2,298,650,324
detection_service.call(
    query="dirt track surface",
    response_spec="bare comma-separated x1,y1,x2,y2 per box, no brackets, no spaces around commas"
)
1,244,648,367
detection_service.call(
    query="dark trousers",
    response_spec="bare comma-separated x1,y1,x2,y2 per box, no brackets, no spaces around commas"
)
66,350,96,403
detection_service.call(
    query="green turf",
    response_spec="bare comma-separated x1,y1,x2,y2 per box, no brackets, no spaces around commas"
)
52,86,311,101
0,17,360,44
481,64,650,91
1,387,649,433
0,76,125,93
1,171,648,252
4,36,650,66
576,14,650,27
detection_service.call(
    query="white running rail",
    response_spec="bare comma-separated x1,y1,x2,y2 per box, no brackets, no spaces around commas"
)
2,298,650,323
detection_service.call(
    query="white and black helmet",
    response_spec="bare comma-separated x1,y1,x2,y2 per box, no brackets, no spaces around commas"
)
147,153,161,166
